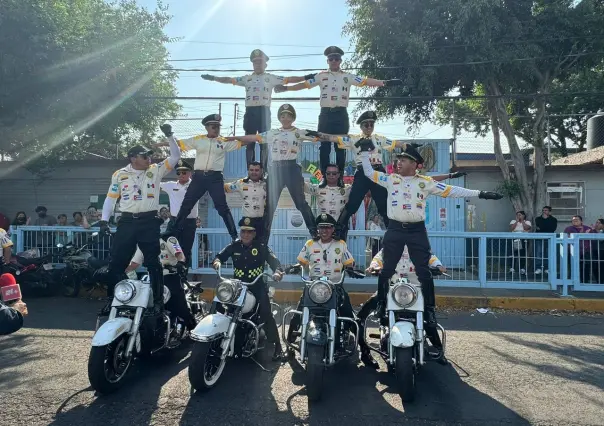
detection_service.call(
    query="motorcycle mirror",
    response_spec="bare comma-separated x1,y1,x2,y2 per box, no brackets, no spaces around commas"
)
56,244,64,248
91,232,99,237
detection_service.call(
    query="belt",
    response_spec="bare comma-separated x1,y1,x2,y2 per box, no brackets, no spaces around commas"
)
121,211,157,219
171,216,196,221
321,107,347,112
194,170,221,175
389,220,425,229
245,105,270,110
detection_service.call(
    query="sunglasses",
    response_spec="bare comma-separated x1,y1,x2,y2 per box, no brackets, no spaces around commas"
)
362,122,374,128
176,171,189,175
327,57,342,62
325,171,339,176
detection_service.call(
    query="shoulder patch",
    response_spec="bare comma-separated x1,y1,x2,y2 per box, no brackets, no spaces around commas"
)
305,239,314,246
167,237,178,244
416,174,432,181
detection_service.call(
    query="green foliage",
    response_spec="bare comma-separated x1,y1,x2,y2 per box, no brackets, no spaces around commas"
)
495,179,523,200
0,0,180,170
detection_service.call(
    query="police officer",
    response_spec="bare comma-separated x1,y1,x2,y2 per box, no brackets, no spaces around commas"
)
126,235,197,330
201,49,312,169
276,46,401,183
287,213,356,345
212,217,286,360
356,143,502,363
225,104,318,240
170,114,256,241
224,161,267,242
100,124,181,314
160,159,197,266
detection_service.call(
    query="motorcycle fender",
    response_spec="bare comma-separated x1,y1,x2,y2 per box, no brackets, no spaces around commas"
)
390,321,416,348
91,317,133,347
190,313,230,342
305,321,327,346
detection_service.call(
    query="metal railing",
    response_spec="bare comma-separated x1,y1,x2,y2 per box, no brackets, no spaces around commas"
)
7,226,604,295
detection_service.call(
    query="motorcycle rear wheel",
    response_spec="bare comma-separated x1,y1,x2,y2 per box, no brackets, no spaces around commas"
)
60,269,80,297
305,344,325,401
88,334,132,394
395,347,416,402
188,340,226,391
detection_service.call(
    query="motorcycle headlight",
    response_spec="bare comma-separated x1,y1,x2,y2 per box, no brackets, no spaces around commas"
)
309,281,332,304
392,283,417,308
216,280,239,303
114,280,136,304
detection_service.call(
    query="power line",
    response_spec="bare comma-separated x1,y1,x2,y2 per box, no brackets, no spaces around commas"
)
171,41,328,48
156,53,325,63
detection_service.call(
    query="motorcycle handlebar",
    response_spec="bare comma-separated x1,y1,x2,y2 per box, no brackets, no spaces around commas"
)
214,264,272,285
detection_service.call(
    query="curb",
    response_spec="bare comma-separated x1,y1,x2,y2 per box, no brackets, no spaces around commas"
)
78,286,604,313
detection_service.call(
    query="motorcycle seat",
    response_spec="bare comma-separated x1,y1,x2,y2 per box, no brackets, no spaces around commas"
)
16,256,45,266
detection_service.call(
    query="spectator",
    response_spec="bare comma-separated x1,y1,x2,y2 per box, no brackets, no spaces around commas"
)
33,206,57,226
55,214,69,246
367,215,383,257
0,212,9,231
589,218,604,284
564,215,592,283
32,206,57,250
509,211,531,275
159,207,170,233
196,217,209,261
12,211,30,227
71,212,90,228
1,227,13,268
57,214,68,226
85,205,101,226
534,206,557,275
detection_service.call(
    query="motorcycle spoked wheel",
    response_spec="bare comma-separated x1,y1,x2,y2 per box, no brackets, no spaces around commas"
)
394,346,416,402
188,339,227,392
60,268,81,298
305,344,326,402
88,334,133,394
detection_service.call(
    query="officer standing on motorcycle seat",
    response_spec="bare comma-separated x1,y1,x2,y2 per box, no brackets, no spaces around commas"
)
99,124,181,316
360,247,445,367
212,217,286,361
125,234,197,331
356,142,503,366
286,213,357,346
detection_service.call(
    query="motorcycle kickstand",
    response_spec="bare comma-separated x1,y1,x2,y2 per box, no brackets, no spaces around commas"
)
250,355,274,373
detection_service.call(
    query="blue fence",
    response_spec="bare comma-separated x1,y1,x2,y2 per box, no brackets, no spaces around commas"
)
7,226,604,295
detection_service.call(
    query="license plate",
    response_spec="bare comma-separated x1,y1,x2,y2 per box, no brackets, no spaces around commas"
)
43,264,53,270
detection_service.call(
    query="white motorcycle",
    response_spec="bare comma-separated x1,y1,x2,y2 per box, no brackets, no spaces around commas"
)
87,266,206,394
188,267,279,392
365,267,448,402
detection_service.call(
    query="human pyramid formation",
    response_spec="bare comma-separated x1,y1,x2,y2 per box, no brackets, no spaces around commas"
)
99,46,504,364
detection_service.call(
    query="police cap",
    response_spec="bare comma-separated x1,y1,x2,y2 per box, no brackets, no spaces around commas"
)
315,213,337,227
202,114,222,126
127,145,154,158
357,111,377,125
324,46,344,57
250,49,269,62
396,144,424,165
277,103,296,121
238,217,256,231
175,159,193,171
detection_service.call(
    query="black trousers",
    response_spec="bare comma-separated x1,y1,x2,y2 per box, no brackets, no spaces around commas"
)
166,217,196,267
264,161,317,240
164,273,196,328
174,171,237,239
248,281,280,346
249,216,265,242
106,214,163,304
244,106,270,169
318,107,349,174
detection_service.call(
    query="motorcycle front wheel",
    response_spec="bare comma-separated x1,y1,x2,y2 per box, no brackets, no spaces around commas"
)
88,334,132,394
305,344,325,401
60,268,80,297
188,339,226,392
395,346,416,402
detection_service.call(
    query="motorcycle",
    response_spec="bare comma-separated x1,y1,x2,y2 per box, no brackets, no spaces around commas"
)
5,248,58,297
364,267,449,402
55,233,103,297
187,266,278,392
87,265,206,394
282,265,365,401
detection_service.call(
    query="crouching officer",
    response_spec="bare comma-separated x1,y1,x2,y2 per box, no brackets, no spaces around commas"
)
100,126,181,315
356,142,502,362
126,235,197,331
212,217,286,361
286,213,356,345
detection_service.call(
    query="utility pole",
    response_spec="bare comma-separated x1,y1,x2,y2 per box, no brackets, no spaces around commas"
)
233,103,239,136
218,103,222,117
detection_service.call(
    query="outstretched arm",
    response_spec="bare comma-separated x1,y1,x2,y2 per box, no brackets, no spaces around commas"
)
223,135,261,144
360,151,389,188
201,75,239,84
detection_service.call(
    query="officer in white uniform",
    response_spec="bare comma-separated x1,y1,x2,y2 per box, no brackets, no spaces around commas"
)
126,235,197,330
277,46,401,182
100,124,181,314
356,142,502,364
367,247,444,284
224,161,267,241
160,159,197,266
170,114,256,241
201,49,312,169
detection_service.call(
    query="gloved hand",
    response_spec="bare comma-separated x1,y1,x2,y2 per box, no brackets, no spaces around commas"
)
272,271,283,282
345,269,365,279
449,171,467,179
201,74,215,81
176,261,188,277
304,73,317,81
212,260,221,271
305,130,320,138
98,220,111,236
479,191,503,200
160,124,173,137
384,79,402,87
355,137,375,152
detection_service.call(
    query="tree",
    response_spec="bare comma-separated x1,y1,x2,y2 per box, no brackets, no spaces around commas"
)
344,0,604,218
0,0,180,171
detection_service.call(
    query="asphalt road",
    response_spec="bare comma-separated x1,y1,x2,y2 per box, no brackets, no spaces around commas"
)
1,298,603,426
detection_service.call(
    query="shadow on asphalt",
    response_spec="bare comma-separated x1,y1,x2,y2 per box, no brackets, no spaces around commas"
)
16,297,102,331
0,333,47,390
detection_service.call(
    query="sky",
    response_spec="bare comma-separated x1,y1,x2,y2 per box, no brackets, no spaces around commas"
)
136,0,491,152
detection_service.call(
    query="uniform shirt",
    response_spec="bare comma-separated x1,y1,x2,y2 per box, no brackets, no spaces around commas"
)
224,178,266,218
361,154,479,223
232,73,290,107
215,240,282,282
297,239,355,282
160,180,198,219
336,134,404,165
370,248,442,283
304,70,367,108
255,127,315,162
131,237,183,276
0,228,13,263
304,183,351,218
177,135,242,171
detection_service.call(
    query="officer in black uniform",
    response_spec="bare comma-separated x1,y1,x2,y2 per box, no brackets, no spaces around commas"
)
212,217,286,360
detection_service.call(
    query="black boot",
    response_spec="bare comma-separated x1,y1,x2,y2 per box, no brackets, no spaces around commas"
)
334,208,349,241
360,346,379,369
147,266,165,316
272,341,286,361
223,212,238,241
425,305,437,327
310,228,320,241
